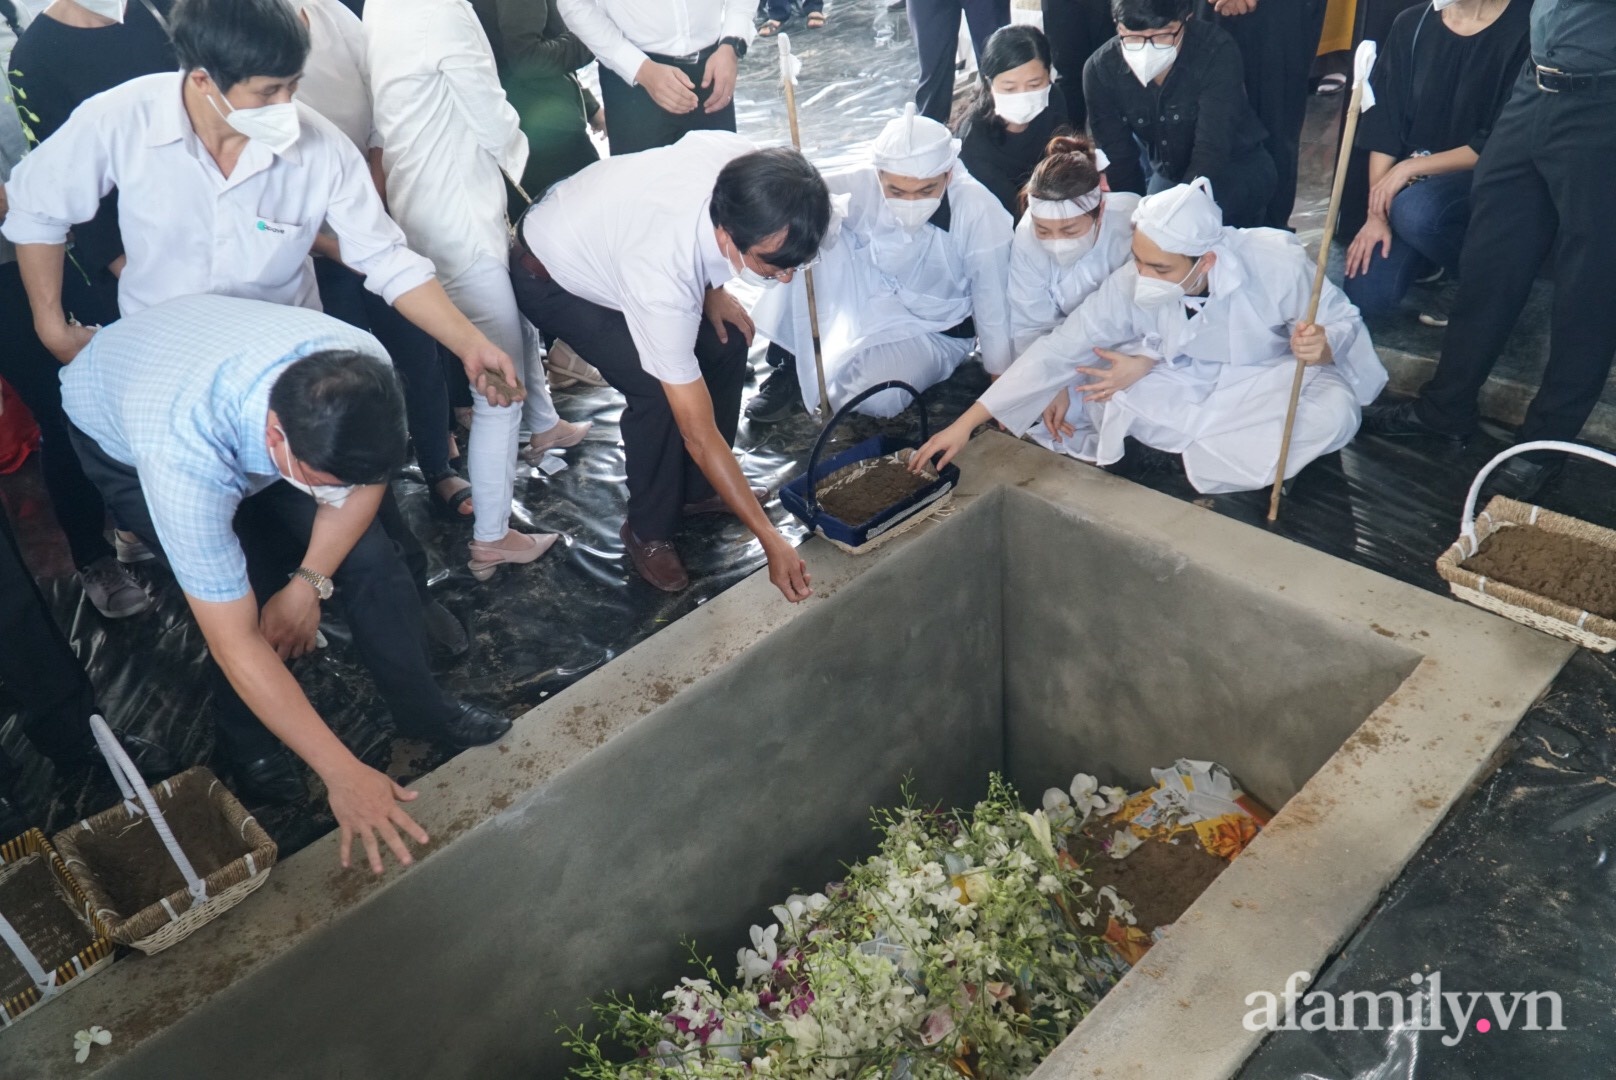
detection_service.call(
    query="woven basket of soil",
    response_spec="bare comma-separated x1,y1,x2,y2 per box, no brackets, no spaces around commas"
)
51,718,277,955
0,829,116,1028
780,381,960,554
1436,441,1616,652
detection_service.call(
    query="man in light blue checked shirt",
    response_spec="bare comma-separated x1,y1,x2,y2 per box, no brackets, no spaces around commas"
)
63,294,512,875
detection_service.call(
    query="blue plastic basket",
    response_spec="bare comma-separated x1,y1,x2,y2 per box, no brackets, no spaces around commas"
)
779,381,960,552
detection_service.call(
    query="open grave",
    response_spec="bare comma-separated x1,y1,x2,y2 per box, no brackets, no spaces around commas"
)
6,434,1570,1079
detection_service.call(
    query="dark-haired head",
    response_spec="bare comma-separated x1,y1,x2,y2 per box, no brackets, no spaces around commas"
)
958,24,1053,135
710,147,832,276
172,0,308,96
1111,0,1192,31
268,351,407,486
1021,134,1104,239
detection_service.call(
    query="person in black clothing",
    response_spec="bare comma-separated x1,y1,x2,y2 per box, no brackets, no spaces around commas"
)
9,0,176,328
1040,0,1113,130
1363,0,1616,503
909,0,1010,124
957,25,1071,222
1082,0,1274,228
1343,0,1529,320
1194,0,1328,231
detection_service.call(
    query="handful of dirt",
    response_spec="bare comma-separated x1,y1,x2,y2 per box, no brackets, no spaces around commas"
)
815,452,936,526
1462,525,1616,620
72,783,252,914
0,855,97,1001
1066,830,1228,935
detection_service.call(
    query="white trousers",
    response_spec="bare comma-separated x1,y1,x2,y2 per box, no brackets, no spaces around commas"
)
441,254,560,542
822,332,973,419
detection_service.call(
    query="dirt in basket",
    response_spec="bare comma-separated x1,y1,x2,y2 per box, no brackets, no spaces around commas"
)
73,784,253,914
0,854,97,1002
815,457,933,526
1067,831,1230,935
1462,525,1616,620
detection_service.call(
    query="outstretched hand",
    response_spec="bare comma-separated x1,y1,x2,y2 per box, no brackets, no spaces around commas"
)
1074,347,1155,402
327,759,431,875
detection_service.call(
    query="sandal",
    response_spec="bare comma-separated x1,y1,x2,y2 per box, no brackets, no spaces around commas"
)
428,472,474,519
757,18,782,36
807,11,825,28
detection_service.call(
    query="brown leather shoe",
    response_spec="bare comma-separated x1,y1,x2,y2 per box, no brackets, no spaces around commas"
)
682,484,768,517
620,522,689,591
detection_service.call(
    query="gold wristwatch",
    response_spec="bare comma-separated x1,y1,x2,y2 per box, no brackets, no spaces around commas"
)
291,566,334,600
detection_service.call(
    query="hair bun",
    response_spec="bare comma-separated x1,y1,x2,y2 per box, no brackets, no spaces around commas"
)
1044,133,1096,160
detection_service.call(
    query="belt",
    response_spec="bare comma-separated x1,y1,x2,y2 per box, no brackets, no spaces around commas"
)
645,41,719,67
1533,62,1616,93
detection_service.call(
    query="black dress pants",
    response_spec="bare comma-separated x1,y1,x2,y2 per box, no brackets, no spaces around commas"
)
1201,0,1328,230
598,43,737,156
0,509,96,766
1417,70,1616,448
0,263,115,570
909,0,1010,124
1040,0,1113,130
66,424,455,764
510,255,748,543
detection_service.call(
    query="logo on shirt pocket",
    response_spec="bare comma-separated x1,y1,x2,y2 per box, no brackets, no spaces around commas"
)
256,220,290,235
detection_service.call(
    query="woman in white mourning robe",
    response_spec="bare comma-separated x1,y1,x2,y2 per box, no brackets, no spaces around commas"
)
915,178,1387,494
1008,136,1136,356
751,104,1014,420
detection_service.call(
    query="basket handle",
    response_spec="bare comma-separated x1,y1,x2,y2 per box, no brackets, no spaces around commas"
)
89,716,207,907
1461,441,1616,554
805,381,931,516
0,912,57,1001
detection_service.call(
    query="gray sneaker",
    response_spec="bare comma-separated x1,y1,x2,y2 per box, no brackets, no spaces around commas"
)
79,557,152,618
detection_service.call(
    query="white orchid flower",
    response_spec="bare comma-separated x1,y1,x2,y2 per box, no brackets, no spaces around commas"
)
1041,788,1077,831
770,893,818,931
1097,885,1136,924
1098,785,1128,816
1107,829,1141,859
1018,810,1056,859
737,922,779,983
73,1026,111,1064
1069,773,1111,826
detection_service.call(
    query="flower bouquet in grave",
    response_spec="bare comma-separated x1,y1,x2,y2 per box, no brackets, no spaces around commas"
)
1044,762,1271,968
563,777,1133,1080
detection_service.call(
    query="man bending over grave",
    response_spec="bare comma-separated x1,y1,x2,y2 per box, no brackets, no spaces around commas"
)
912,178,1387,493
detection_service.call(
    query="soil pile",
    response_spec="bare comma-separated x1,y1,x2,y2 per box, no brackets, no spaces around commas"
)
1464,525,1616,619
815,456,932,525
74,789,251,913
0,855,96,1000
1067,832,1229,934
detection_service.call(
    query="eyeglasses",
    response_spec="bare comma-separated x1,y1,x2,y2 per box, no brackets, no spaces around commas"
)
755,251,821,281
1119,27,1181,51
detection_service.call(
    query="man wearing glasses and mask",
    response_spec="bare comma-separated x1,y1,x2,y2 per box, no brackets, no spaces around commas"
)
1081,0,1275,228
510,132,828,598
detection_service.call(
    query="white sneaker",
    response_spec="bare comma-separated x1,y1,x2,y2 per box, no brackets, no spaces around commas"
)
114,530,155,564
79,556,152,618
544,340,607,388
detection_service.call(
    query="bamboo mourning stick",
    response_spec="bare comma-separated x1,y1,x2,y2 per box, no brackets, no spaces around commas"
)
1268,78,1366,522
779,35,833,422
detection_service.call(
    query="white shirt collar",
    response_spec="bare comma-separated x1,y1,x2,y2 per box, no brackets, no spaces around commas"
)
697,200,735,289
150,78,303,169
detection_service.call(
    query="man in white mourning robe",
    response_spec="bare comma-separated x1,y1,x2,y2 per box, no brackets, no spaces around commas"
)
749,104,1014,421
916,178,1387,493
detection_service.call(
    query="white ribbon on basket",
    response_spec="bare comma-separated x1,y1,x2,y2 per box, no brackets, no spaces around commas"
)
89,716,208,908
0,911,58,1010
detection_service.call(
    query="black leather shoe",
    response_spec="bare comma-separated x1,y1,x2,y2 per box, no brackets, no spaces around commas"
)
1360,399,1471,441
233,750,307,806
1479,455,1565,505
422,599,470,662
745,366,803,423
420,701,512,750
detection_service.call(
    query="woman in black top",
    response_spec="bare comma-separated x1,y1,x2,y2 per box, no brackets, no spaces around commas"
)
1081,0,1275,228
957,25,1071,222
1344,0,1529,320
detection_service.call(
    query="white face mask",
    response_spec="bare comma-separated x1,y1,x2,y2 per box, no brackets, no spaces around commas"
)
1431,0,1461,8
274,426,354,507
886,196,942,231
992,85,1051,126
727,242,782,290
1041,229,1098,267
1133,256,1206,308
79,0,128,21
1123,42,1178,86
207,84,301,156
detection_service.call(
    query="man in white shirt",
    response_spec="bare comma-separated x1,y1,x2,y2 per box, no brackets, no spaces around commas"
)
556,0,753,154
1,0,523,418
512,132,828,599
751,105,1016,421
